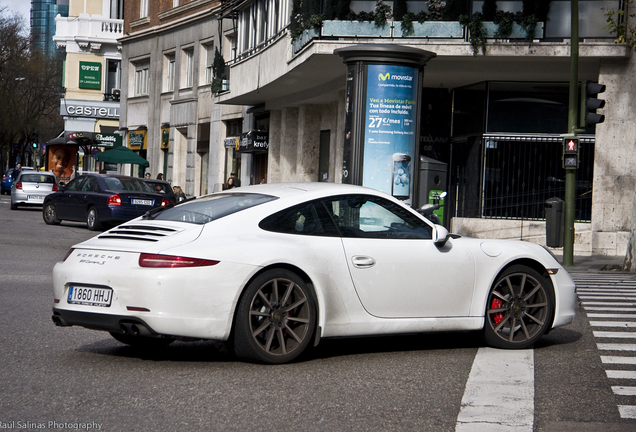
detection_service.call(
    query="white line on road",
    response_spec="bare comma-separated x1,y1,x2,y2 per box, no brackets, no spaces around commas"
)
602,356,636,365
590,321,636,328
597,343,636,351
612,386,636,395
588,314,636,319
606,370,636,379
618,406,636,419
585,307,636,311
583,302,636,306
455,348,533,432
594,331,636,338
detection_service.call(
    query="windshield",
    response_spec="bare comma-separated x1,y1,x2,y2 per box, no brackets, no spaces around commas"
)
104,177,153,193
147,193,277,224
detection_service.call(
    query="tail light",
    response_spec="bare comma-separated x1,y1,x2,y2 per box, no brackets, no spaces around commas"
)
52,183,58,192
139,253,219,268
161,197,171,207
62,248,75,262
15,181,23,190
107,193,121,205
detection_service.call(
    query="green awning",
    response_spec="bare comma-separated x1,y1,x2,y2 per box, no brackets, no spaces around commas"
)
94,146,149,167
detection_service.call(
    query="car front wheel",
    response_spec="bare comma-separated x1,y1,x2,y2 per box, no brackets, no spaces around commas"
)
234,269,317,364
86,206,102,231
43,203,61,225
484,265,554,349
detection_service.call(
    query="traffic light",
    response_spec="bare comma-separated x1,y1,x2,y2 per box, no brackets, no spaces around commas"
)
581,81,606,127
563,137,579,169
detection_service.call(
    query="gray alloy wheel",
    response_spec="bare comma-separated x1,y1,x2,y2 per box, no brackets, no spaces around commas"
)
43,202,61,225
234,269,316,364
86,206,102,231
484,265,554,349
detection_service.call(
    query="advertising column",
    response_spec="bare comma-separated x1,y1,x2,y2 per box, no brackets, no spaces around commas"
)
335,45,436,206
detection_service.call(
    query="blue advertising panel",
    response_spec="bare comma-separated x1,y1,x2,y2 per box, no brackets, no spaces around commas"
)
363,64,418,201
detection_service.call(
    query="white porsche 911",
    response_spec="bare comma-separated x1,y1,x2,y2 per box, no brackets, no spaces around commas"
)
52,182,576,364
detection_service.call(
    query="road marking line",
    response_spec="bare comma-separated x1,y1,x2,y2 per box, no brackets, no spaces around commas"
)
597,343,636,351
590,321,636,328
583,302,636,306
602,356,636,365
606,370,636,379
618,406,636,419
594,331,636,338
612,386,636,395
585,307,636,311
579,297,636,301
588,314,636,318
455,348,533,432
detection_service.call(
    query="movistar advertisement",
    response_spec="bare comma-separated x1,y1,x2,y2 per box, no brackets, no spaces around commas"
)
363,64,418,201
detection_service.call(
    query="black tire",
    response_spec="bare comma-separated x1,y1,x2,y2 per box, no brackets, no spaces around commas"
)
109,332,174,349
234,269,317,364
86,206,102,231
10,202,17,210
43,202,61,225
484,265,554,349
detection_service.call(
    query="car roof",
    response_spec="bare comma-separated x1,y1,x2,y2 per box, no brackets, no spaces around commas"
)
214,182,391,201
17,170,56,179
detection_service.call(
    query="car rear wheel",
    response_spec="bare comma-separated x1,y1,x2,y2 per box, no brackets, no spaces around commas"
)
484,265,554,349
43,203,61,225
109,332,174,349
234,269,316,364
10,202,17,210
86,206,102,231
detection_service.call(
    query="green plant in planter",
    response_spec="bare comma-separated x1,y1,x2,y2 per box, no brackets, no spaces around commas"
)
603,0,636,49
516,12,538,40
460,12,486,55
494,10,515,40
373,0,392,27
210,48,226,94
426,0,446,21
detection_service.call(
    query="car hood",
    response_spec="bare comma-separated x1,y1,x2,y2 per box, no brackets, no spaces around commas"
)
71,219,205,254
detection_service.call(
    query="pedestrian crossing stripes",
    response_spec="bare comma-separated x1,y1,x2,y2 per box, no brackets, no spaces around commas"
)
572,271,636,420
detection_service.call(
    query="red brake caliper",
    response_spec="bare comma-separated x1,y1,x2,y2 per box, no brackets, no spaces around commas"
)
491,296,503,325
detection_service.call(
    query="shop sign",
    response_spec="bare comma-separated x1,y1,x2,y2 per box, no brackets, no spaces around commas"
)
61,100,119,119
224,136,240,149
95,133,122,148
238,131,269,153
129,130,146,149
79,61,102,90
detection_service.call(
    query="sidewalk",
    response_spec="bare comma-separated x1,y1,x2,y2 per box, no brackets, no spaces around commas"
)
554,254,627,272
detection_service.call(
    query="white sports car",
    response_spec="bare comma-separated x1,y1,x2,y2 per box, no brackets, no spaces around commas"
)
52,183,576,363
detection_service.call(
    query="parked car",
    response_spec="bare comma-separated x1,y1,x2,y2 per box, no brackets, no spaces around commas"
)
10,171,58,210
2,167,34,195
143,179,177,205
42,173,171,231
51,182,576,364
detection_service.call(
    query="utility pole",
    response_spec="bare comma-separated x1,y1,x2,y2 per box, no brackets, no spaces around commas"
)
563,0,579,267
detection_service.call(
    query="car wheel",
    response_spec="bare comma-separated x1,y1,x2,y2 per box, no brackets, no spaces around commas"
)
43,203,61,225
10,202,17,210
86,206,102,231
109,332,174,349
484,265,554,349
234,269,317,364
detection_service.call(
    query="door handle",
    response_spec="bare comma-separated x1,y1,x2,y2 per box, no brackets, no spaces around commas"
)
352,256,376,269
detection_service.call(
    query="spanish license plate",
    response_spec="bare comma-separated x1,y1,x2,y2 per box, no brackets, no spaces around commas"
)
27,195,43,201
132,199,153,205
68,286,113,307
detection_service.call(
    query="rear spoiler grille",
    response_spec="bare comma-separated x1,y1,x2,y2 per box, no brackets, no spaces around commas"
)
97,224,180,242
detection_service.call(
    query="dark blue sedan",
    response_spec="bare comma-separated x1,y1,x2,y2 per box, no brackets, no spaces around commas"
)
42,173,170,230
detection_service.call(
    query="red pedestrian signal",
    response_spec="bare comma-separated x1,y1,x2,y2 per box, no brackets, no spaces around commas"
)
563,137,579,168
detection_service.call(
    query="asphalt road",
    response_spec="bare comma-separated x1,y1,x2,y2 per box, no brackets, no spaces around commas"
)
0,196,634,431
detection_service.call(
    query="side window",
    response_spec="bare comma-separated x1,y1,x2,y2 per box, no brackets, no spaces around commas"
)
64,177,85,192
323,195,432,240
259,201,339,236
80,177,98,192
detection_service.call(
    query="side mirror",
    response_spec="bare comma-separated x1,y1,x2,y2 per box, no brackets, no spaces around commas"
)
433,224,451,247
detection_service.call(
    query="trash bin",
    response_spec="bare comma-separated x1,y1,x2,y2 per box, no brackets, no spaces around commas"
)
545,197,564,248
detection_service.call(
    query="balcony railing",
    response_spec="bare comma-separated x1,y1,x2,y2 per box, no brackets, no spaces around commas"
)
54,13,124,50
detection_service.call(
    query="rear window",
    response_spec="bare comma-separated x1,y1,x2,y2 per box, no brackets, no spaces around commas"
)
104,177,153,193
20,174,56,183
146,193,277,225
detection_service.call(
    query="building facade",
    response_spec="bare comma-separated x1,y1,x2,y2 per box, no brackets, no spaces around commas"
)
53,0,124,182
32,0,70,58
120,0,635,257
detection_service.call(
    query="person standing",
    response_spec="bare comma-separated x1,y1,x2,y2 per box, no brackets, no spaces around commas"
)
11,163,22,182
157,173,164,180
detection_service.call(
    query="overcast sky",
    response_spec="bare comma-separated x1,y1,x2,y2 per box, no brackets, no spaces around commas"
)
1,0,32,26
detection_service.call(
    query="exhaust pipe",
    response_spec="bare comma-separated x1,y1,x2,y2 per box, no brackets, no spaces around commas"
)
51,315,69,327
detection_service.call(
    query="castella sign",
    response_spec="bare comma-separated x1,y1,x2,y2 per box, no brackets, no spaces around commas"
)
60,99,120,120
